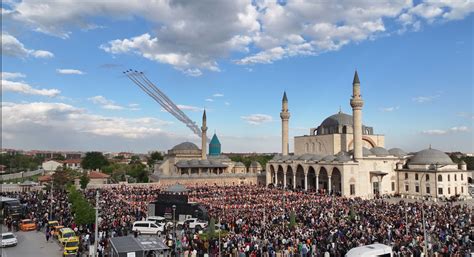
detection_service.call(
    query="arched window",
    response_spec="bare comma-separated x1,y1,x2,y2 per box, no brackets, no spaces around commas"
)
415,174,419,180
426,174,430,181
438,175,443,182
312,142,315,152
318,142,322,151
448,175,450,182
342,126,347,134
454,174,457,181
305,143,309,152
405,173,408,179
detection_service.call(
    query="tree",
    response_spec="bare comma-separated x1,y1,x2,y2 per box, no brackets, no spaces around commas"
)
129,155,142,165
67,186,95,225
289,210,296,229
81,152,109,170
52,167,73,189
147,151,164,166
79,173,90,189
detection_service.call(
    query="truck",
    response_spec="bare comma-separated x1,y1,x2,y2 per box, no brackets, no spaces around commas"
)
0,197,22,220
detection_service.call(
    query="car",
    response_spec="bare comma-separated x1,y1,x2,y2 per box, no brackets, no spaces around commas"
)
147,216,174,229
58,228,77,245
62,237,80,257
177,218,208,230
132,221,164,235
52,225,65,238
1,232,18,247
19,219,37,231
47,220,59,229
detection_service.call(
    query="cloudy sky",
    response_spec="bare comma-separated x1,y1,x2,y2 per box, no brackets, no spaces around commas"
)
2,0,473,153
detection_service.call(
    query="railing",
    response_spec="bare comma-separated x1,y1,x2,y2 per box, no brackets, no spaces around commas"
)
0,169,45,181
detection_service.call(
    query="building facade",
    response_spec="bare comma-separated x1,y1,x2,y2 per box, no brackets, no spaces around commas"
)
266,71,471,200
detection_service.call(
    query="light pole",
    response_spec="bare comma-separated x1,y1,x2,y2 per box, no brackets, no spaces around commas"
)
218,217,221,257
94,190,99,257
420,171,428,256
49,179,53,221
172,205,176,256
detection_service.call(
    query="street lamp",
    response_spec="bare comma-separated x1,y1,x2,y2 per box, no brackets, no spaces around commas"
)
172,205,176,256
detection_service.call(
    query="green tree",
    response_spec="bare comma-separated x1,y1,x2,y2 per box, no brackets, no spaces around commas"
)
81,152,109,170
147,151,164,166
127,163,148,183
79,173,90,189
52,167,73,189
129,155,142,165
67,186,95,225
289,211,296,229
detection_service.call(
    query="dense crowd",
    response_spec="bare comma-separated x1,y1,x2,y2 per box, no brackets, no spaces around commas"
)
2,184,473,257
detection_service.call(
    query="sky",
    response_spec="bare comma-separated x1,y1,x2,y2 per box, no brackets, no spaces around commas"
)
1,0,473,154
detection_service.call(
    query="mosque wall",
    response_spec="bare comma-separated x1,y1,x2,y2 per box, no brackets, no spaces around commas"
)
397,170,470,198
157,176,260,187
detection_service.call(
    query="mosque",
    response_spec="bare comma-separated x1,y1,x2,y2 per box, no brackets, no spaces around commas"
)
149,111,264,186
266,71,471,200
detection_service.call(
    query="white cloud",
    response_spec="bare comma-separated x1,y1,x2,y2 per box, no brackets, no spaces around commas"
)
1,72,25,80
88,95,136,111
380,106,400,112
1,33,54,58
57,69,85,75
224,102,231,106
457,112,474,120
241,114,273,125
421,126,469,135
213,93,224,97
1,101,173,140
5,1,474,75
205,98,214,102
176,104,203,112
2,79,60,97
412,94,440,103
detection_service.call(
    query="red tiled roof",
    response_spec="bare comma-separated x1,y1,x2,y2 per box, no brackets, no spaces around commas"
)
62,159,82,164
38,175,52,182
88,171,110,179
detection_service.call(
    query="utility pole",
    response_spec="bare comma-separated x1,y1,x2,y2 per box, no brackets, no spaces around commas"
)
94,190,99,257
218,217,221,257
49,179,53,221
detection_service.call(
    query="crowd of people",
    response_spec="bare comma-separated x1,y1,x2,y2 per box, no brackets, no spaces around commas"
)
2,184,473,256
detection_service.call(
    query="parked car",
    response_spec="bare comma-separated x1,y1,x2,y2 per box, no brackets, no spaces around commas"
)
52,225,65,238
1,232,18,247
58,228,77,245
47,220,59,229
62,237,79,257
19,219,36,231
147,216,174,229
132,221,164,235
177,218,208,230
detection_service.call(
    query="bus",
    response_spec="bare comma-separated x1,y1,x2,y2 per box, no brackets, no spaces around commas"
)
0,196,22,220
345,244,392,257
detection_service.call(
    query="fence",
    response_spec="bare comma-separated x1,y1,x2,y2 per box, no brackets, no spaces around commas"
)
0,169,45,181
0,184,44,193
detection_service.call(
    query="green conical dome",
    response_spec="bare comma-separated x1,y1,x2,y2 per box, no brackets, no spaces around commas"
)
209,133,221,156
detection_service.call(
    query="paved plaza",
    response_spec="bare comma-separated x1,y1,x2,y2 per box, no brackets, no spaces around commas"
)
1,229,62,257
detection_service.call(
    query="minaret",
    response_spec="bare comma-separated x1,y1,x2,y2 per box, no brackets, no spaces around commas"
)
350,71,364,161
280,92,290,155
201,109,208,160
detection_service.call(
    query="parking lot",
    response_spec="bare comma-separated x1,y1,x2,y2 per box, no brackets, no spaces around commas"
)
1,228,62,257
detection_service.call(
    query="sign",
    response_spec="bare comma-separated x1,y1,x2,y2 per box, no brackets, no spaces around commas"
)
127,252,136,257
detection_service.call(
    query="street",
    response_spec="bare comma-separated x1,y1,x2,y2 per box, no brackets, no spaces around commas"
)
1,229,62,257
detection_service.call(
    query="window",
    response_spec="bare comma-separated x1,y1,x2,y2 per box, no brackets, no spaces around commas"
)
454,174,457,181
461,174,463,181
461,187,464,193
350,184,355,195
405,185,409,192
415,174,419,180
448,175,450,181
455,187,457,195
426,187,430,194
391,182,395,191
438,175,442,182
438,188,443,195
448,187,451,194
426,175,429,181
415,185,419,193
405,173,408,179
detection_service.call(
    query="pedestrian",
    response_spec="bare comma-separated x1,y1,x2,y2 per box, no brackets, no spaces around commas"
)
46,230,50,242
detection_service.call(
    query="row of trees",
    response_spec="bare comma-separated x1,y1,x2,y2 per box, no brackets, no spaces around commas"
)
67,186,95,225
229,154,274,168
0,154,43,172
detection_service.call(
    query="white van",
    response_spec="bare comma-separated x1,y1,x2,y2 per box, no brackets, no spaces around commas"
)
132,221,164,235
345,243,392,257
146,216,166,225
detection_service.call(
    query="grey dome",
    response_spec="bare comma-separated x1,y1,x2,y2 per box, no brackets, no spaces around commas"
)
322,155,336,161
176,160,188,166
335,151,351,162
370,147,390,157
234,162,245,167
409,148,454,165
189,159,199,165
210,160,222,165
311,155,324,161
298,154,315,161
199,160,210,165
272,155,282,161
281,156,291,161
320,112,353,127
165,184,188,193
388,148,407,157
172,142,199,151
363,147,372,156
250,161,262,167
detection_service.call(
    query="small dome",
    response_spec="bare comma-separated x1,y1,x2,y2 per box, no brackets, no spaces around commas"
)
172,142,200,151
370,147,390,157
189,159,199,165
320,112,353,127
388,148,407,157
281,156,291,161
176,160,188,166
199,160,210,165
210,160,222,165
363,147,372,157
322,155,336,161
272,155,282,161
335,151,351,162
250,161,262,167
165,184,188,193
298,154,315,161
234,162,245,167
289,155,299,160
409,148,454,165
311,155,324,161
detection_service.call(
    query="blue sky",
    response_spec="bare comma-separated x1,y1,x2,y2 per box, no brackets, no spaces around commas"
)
2,0,473,153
